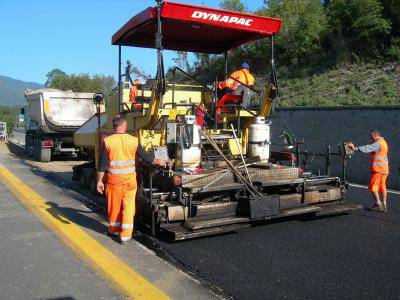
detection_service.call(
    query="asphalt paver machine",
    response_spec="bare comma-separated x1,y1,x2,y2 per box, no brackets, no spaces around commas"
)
74,1,360,240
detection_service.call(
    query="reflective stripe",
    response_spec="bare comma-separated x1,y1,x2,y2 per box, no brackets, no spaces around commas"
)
372,155,388,161
120,236,130,242
109,160,136,166
108,168,136,174
121,223,133,230
110,221,121,227
372,162,389,167
370,138,389,174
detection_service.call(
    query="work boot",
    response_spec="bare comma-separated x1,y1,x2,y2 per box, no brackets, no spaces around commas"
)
369,204,384,212
119,237,130,245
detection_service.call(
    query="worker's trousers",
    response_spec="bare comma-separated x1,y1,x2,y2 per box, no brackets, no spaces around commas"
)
105,182,136,241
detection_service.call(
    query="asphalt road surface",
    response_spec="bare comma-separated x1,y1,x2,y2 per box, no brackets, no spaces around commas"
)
0,141,219,300
0,173,120,300
142,187,400,299
4,138,400,299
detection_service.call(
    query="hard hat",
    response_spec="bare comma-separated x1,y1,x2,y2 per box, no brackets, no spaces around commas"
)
241,62,249,69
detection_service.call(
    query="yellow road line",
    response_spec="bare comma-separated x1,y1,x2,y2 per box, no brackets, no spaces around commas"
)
0,164,170,300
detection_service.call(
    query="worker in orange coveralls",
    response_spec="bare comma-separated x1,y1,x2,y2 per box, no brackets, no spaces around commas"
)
97,115,173,244
349,130,389,212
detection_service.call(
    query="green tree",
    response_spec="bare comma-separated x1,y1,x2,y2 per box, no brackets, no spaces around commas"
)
173,51,190,72
325,0,391,58
266,0,328,65
219,0,247,12
351,0,391,56
45,69,116,103
0,106,20,134
380,0,400,36
129,65,151,81
380,0,400,58
45,68,66,87
324,0,353,61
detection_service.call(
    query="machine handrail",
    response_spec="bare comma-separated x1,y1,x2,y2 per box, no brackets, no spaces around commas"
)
161,103,216,121
171,67,213,104
170,67,214,109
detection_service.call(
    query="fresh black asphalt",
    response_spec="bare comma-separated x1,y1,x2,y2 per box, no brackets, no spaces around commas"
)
145,187,400,299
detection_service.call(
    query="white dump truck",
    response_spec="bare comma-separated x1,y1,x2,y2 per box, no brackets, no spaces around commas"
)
24,88,96,162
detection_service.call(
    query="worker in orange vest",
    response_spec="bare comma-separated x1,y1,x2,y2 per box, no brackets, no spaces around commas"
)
218,63,255,91
349,130,389,212
129,79,140,102
218,63,255,107
97,115,173,244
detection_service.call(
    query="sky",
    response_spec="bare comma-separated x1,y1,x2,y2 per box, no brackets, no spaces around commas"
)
0,0,263,84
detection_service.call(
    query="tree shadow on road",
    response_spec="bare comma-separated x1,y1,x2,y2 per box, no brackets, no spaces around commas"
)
7,141,106,209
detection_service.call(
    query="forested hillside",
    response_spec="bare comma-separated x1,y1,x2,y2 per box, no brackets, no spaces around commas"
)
278,62,399,106
0,106,20,134
0,75,42,106
175,0,400,106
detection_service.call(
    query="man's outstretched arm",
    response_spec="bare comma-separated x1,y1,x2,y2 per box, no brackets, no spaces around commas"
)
137,144,174,168
354,142,380,153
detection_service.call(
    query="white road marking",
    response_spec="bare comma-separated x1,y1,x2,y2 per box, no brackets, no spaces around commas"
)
349,183,400,195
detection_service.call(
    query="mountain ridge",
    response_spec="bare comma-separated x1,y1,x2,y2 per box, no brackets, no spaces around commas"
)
0,75,43,106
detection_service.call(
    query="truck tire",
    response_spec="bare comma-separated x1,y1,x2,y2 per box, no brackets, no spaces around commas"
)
38,147,51,163
33,137,40,160
80,167,95,191
24,134,29,154
26,134,34,156
79,171,88,190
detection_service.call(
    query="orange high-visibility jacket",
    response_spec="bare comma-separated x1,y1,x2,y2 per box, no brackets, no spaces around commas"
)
129,80,140,102
219,69,255,91
104,133,138,185
370,138,389,175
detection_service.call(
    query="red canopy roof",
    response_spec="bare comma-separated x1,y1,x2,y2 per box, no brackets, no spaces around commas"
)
112,1,282,54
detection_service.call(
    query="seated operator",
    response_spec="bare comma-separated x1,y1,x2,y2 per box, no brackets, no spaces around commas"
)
218,62,255,107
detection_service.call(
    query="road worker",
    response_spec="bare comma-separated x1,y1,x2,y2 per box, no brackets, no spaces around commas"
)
129,79,140,102
218,62,255,107
218,62,255,91
129,79,144,110
96,115,172,244
349,130,389,212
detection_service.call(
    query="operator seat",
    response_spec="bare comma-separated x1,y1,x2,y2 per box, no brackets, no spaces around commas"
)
216,94,242,114
234,85,254,108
